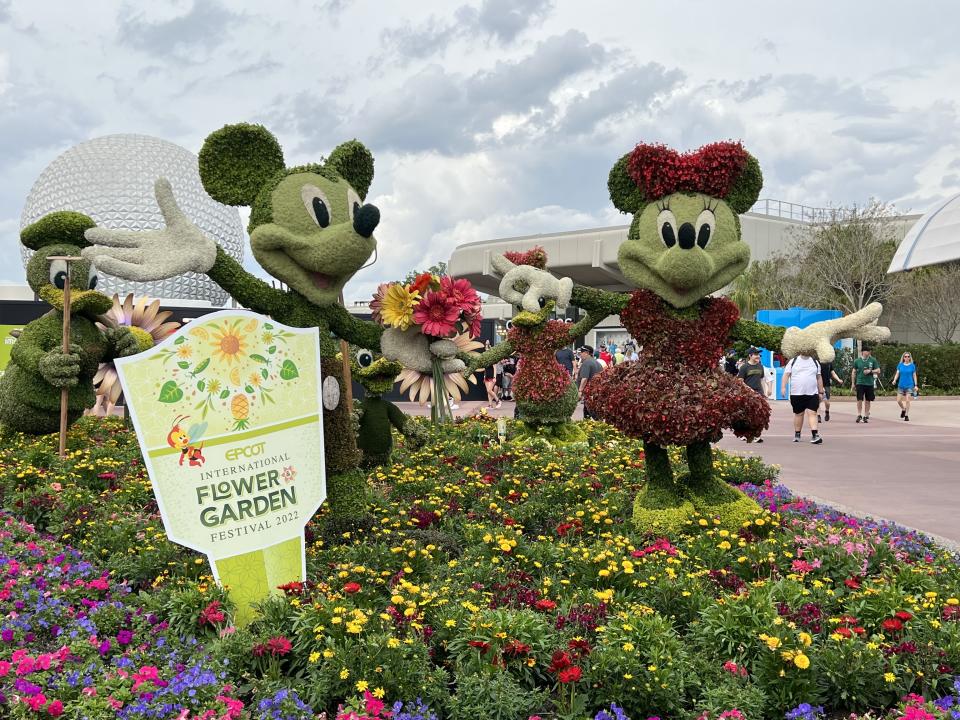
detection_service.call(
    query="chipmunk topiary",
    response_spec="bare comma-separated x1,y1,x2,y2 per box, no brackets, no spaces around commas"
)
494,141,890,531
0,212,139,435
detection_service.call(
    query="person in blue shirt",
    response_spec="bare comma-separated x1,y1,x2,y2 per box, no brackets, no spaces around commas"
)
891,351,919,421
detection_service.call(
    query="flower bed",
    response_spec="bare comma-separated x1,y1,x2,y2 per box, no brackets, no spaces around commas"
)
2,417,960,719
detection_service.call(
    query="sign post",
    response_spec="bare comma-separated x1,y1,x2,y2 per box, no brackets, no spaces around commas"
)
115,310,325,625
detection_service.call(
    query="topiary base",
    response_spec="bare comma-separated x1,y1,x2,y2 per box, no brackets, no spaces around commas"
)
512,420,587,448
632,480,696,534
685,475,762,529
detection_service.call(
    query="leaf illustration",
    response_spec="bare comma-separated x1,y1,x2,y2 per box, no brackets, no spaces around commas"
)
250,354,269,364
279,359,299,381
197,380,205,391
158,381,183,403
268,346,277,354
219,389,230,399
192,358,210,375
264,323,273,330
174,336,185,345
177,361,190,369
244,384,255,394
261,368,268,379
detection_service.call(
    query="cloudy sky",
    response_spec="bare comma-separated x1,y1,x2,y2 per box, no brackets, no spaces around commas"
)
2,0,960,302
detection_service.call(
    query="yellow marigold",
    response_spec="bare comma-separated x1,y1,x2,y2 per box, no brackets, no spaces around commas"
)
766,636,782,650
380,283,420,330
793,653,810,669
798,632,812,647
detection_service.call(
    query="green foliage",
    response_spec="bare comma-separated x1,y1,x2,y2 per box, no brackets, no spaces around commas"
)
198,123,285,206
326,139,375,200
607,152,646,214
713,453,779,486
516,381,579,425
632,481,696,533
159,583,234,639
724,152,763,214
729,317,787,355
449,669,548,720
20,210,96,251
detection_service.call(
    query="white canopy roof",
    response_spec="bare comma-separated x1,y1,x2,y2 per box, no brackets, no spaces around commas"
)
888,192,960,272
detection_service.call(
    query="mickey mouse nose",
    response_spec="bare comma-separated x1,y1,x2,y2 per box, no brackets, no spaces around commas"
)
353,204,380,238
677,222,696,250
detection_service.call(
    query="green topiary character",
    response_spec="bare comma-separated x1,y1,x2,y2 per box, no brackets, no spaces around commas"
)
497,141,890,531
0,212,139,435
350,348,425,468
82,124,451,520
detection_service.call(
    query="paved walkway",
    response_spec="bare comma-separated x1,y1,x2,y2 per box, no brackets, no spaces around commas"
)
396,397,960,544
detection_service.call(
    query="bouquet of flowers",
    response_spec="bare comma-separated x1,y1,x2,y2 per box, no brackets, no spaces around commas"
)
370,273,483,422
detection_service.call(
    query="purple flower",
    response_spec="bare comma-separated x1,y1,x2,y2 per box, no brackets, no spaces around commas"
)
116,629,134,645
1,628,13,642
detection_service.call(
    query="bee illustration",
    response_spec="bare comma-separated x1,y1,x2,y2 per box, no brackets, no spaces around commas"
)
166,415,208,467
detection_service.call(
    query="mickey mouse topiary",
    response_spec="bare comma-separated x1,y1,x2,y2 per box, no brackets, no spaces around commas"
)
82,123,451,522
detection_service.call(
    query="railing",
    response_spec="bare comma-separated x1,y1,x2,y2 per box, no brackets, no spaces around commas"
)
749,198,852,223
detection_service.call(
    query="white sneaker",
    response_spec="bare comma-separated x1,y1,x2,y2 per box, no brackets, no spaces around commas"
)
449,403,459,410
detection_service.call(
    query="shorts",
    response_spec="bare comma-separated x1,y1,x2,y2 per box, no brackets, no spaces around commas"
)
790,394,819,414
855,385,875,402
896,387,913,396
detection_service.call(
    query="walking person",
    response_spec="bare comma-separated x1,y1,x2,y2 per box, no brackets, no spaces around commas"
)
781,352,824,444
623,343,639,363
737,347,771,443
501,356,516,401
892,351,919,421
576,345,603,420
852,346,881,423
817,359,844,423
482,340,501,409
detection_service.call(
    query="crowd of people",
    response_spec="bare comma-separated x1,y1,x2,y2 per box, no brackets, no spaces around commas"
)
476,337,921,441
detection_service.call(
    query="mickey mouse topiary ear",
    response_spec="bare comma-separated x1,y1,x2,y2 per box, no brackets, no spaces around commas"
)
607,153,647,215
724,151,763,215
326,139,375,200
21,211,96,251
199,123,286,206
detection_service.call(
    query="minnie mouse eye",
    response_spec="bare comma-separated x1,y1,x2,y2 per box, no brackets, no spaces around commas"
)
657,209,677,248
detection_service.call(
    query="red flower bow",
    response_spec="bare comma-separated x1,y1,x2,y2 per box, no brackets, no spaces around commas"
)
627,141,749,201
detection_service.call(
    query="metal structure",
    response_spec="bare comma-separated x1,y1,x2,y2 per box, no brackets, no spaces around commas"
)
20,134,245,305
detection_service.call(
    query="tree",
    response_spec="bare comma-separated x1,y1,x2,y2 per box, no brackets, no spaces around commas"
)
728,258,801,319
892,263,960,343
403,261,447,285
784,200,902,315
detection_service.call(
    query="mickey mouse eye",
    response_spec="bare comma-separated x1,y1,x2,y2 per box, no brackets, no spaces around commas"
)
505,320,514,330
49,259,68,290
347,188,362,222
355,350,373,368
695,209,716,249
538,296,546,308
301,185,331,228
87,263,99,290
657,209,677,248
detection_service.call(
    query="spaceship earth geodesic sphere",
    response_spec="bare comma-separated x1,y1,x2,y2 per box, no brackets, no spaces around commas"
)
20,134,245,305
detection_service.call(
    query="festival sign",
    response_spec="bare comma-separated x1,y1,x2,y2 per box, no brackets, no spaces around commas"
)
115,310,324,624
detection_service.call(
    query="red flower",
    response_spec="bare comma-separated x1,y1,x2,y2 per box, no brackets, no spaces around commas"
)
502,639,532,658
557,665,582,683
198,600,226,626
626,141,750,201
844,578,861,590
342,582,361,595
438,275,480,315
253,636,292,657
835,627,852,638
534,599,557,612
882,618,904,632
413,291,460,338
369,282,391,324
277,581,305,596
468,640,491,653
549,650,573,673
407,272,434,296
895,611,913,622
943,606,960,621
567,638,591,657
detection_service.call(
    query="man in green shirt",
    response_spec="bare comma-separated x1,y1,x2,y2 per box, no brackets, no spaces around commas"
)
852,346,881,423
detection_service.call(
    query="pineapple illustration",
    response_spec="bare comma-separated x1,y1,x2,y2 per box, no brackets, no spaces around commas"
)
231,393,250,430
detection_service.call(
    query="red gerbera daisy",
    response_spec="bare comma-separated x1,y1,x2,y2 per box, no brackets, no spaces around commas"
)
413,291,460,338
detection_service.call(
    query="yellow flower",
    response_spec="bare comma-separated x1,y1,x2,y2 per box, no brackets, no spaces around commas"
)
340,668,350,680
308,651,321,663
718,541,731,550
209,320,247,365
387,638,401,648
793,653,810,669
798,632,812,647
323,649,335,658
373,688,386,699
356,680,369,692
594,589,614,603
884,672,896,683
380,283,420,330
766,636,782,650
622,643,635,652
